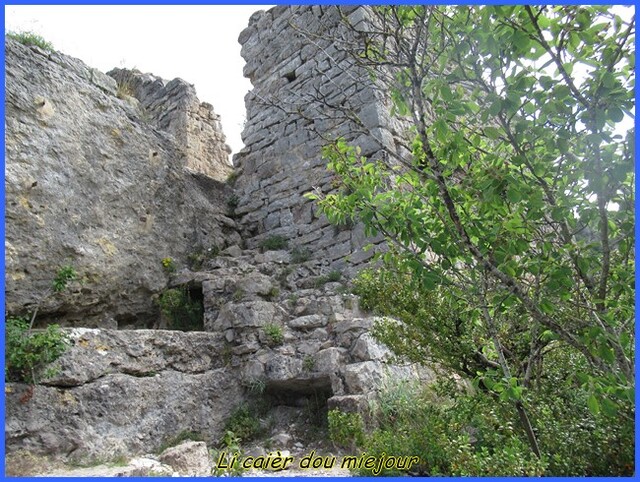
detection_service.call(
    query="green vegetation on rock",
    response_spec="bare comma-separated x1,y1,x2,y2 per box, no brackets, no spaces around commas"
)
156,286,203,331
7,31,54,51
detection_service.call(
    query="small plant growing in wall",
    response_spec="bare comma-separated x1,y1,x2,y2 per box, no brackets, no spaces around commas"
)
263,323,284,346
291,246,312,264
264,286,280,301
303,355,316,372
161,257,176,273
187,246,220,271
314,270,342,288
260,235,288,251
156,285,203,331
226,194,240,217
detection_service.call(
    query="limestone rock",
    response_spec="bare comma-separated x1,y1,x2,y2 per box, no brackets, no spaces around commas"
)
158,441,212,476
5,329,242,461
4,38,239,328
351,333,390,362
343,361,384,393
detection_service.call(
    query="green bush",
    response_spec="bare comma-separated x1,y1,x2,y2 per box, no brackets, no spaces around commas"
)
223,405,263,443
357,373,633,476
156,286,202,331
5,316,69,384
291,246,312,263
262,323,284,346
260,235,288,251
327,409,364,449
7,31,54,51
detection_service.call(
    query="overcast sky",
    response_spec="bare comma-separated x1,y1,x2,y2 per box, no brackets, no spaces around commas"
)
5,5,272,155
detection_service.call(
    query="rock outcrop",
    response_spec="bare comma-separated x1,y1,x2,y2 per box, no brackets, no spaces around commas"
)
5,245,433,461
4,38,240,328
5,328,241,461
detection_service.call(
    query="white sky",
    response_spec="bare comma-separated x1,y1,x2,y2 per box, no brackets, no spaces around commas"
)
5,5,273,155
5,5,634,154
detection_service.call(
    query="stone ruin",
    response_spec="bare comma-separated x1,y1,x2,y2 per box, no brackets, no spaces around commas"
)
4,6,433,464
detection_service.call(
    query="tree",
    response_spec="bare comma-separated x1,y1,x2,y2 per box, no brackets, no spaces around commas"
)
308,5,634,459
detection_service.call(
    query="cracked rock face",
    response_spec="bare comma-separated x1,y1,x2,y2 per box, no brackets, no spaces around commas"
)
4,329,240,462
4,38,240,327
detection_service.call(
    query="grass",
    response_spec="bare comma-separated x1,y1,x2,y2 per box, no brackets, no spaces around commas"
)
303,355,316,372
7,31,54,51
291,246,312,263
314,270,342,287
260,235,288,251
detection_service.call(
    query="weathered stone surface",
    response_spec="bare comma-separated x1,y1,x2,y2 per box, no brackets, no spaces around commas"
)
158,441,212,476
235,272,275,296
343,361,385,393
287,314,327,330
4,38,239,328
5,329,241,462
233,6,390,270
214,301,279,329
352,333,390,362
108,68,233,181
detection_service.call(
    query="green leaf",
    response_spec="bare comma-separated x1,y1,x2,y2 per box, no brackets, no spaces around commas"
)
506,187,522,203
587,394,600,416
484,126,501,140
606,107,624,123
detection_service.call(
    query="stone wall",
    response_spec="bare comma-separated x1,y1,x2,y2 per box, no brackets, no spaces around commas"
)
108,68,233,182
234,6,401,273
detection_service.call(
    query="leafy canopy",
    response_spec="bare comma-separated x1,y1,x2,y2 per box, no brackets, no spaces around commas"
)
311,5,634,415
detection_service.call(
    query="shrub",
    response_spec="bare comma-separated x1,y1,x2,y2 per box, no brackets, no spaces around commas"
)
7,31,54,51
263,323,284,346
223,405,263,443
291,246,312,263
5,317,69,384
156,286,202,331
327,409,365,449
212,431,246,476
303,355,316,372
260,235,288,251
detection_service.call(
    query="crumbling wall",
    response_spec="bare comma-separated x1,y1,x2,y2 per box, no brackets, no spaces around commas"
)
234,6,403,272
108,68,233,181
